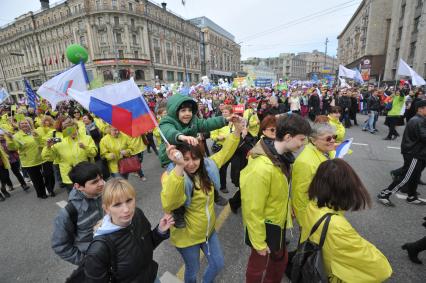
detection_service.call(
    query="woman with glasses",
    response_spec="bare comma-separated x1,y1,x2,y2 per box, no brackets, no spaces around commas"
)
292,122,337,229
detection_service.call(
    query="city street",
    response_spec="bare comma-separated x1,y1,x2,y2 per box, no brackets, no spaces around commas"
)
0,115,425,283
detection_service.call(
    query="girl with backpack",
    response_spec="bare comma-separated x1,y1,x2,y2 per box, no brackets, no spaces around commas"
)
83,178,174,283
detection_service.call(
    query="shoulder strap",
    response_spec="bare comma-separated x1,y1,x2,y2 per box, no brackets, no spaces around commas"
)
65,202,78,233
308,212,334,239
95,236,117,282
318,214,333,248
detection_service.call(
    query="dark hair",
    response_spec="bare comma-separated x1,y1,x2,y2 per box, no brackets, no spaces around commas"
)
308,159,371,211
260,115,276,133
329,106,341,113
275,113,311,141
83,113,94,122
175,143,212,194
68,161,102,186
177,101,196,113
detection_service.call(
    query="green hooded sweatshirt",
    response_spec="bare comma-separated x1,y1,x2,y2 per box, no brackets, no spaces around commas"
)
158,94,226,166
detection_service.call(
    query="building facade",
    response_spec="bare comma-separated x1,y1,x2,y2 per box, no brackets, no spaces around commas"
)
190,17,240,83
263,53,307,81
0,0,240,101
240,60,276,81
337,0,392,82
384,0,426,81
298,50,338,80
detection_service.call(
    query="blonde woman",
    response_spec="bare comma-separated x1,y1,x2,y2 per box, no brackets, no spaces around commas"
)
84,179,173,282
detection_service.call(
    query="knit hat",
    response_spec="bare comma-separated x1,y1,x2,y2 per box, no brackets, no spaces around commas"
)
415,99,426,109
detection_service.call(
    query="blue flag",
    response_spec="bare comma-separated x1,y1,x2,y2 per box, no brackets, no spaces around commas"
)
24,80,37,109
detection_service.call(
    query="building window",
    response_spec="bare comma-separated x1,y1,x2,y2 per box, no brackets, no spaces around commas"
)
119,69,130,80
194,74,199,82
134,50,139,58
80,35,86,46
115,33,122,44
409,42,416,58
118,50,124,58
187,73,192,82
98,17,104,25
114,16,119,26
167,71,174,81
100,32,106,43
103,70,113,81
177,72,183,81
167,52,172,65
413,16,420,34
135,70,145,80
129,2,133,11
132,34,137,45
96,0,101,8
131,18,135,28
397,27,403,41
112,0,117,9
154,69,163,80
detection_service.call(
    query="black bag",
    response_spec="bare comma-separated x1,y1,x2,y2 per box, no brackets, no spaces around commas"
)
65,236,117,283
291,213,334,283
211,142,223,153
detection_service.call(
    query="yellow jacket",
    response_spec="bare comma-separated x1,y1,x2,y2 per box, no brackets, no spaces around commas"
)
0,146,10,169
128,135,147,155
34,116,43,128
100,133,132,174
292,143,328,228
328,115,346,143
301,202,392,283
210,124,232,146
243,109,260,137
35,126,56,162
7,131,43,167
94,117,108,134
161,133,239,248
42,134,97,184
153,127,162,145
240,140,293,251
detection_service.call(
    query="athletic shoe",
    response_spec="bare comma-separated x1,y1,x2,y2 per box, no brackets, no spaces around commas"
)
377,194,394,206
406,196,426,205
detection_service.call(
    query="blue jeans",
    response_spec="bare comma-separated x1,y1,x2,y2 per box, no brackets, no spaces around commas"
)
177,232,224,283
363,111,377,132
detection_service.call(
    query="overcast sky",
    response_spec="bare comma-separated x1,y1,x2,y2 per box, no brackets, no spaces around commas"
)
0,0,361,60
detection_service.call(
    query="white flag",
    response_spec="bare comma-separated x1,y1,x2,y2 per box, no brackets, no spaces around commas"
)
353,69,364,83
338,77,350,88
338,65,356,79
397,59,426,86
37,63,88,109
0,88,10,104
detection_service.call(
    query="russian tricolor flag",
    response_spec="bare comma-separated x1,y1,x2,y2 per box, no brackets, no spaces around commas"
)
68,78,156,137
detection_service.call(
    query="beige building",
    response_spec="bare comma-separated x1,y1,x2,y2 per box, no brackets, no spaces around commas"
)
337,0,393,82
298,50,338,80
384,0,426,80
0,0,240,101
263,53,307,81
240,60,276,81
190,17,241,83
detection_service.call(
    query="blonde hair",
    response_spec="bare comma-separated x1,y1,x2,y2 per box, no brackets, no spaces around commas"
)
42,115,55,127
102,178,136,209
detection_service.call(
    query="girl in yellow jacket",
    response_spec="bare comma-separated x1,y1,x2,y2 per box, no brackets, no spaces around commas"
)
300,159,392,283
128,135,147,181
0,145,12,201
42,118,97,193
99,127,132,179
161,117,243,283
6,118,50,199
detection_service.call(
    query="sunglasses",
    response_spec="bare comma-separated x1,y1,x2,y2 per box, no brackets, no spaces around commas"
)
322,135,338,142
265,127,276,133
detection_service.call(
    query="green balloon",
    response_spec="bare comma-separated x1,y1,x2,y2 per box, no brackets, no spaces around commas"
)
66,44,89,64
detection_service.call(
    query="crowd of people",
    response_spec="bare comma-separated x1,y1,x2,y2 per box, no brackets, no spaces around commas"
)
1,80,425,282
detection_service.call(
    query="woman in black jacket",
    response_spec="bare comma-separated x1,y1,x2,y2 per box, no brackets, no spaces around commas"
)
84,178,174,283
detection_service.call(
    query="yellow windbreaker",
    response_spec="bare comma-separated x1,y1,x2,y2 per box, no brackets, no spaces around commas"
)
292,143,329,228
7,130,43,167
128,135,147,155
42,134,97,184
100,133,132,174
240,141,293,251
210,124,232,146
243,108,260,137
161,133,239,248
301,202,392,283
328,115,346,143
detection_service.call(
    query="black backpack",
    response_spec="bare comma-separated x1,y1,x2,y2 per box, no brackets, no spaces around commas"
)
64,203,117,283
291,213,335,283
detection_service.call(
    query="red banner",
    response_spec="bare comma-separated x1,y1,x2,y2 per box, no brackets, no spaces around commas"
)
232,104,245,114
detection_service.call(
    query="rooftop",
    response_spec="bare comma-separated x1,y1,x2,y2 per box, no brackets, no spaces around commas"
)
189,16,235,41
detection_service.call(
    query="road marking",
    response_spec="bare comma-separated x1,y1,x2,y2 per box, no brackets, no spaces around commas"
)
56,200,68,208
352,142,368,146
395,193,426,202
176,205,231,280
387,146,400,150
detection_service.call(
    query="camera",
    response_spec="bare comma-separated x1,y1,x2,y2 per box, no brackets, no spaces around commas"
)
49,137,62,144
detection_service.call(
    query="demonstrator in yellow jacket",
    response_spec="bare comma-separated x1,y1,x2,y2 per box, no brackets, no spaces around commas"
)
301,159,392,283
100,127,132,178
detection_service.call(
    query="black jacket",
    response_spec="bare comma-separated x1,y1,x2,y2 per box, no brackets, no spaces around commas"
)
401,114,426,160
367,95,381,111
338,96,352,111
265,103,288,116
84,208,169,283
308,94,320,114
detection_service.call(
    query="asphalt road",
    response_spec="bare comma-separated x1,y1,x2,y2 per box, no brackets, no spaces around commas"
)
0,115,425,283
